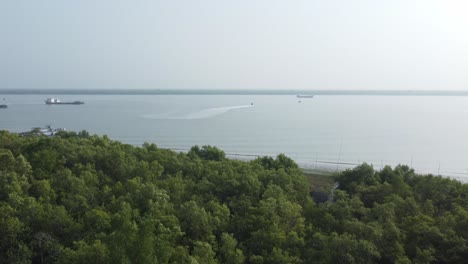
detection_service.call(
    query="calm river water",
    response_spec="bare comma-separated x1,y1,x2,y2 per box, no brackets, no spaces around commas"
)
1,94,467,181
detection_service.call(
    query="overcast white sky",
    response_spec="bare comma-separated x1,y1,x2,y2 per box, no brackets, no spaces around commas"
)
1,0,468,90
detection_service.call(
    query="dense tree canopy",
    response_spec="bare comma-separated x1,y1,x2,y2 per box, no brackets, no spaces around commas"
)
0,130,467,263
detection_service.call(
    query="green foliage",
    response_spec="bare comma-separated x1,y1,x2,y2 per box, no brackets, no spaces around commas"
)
219,233,245,264
253,153,298,171
0,130,468,263
189,145,226,161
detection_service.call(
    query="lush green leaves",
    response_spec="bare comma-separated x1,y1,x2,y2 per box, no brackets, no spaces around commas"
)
0,131,467,263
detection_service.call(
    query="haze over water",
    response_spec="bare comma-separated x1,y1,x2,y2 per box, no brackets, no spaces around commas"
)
1,94,467,181
2,1,468,182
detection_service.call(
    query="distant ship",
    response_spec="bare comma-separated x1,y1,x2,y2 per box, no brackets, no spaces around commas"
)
45,98,84,105
0,98,7,108
296,95,314,98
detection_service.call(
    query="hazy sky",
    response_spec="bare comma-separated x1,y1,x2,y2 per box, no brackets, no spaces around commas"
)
1,0,468,90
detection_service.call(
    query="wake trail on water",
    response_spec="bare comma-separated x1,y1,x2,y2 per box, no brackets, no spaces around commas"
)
143,104,253,120
186,105,253,119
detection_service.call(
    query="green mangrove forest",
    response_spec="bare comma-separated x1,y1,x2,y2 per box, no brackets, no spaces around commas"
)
1,130,468,263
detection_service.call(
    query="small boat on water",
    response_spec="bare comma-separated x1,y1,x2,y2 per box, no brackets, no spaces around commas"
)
20,125,66,137
0,98,8,108
296,95,314,98
45,98,84,105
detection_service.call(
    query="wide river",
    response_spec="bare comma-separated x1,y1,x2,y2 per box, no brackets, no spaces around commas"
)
1,94,467,181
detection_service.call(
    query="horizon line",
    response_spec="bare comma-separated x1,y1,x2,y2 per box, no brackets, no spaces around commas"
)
1,88,468,96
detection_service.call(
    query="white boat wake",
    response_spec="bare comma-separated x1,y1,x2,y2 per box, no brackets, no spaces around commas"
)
143,104,254,120
186,105,253,119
